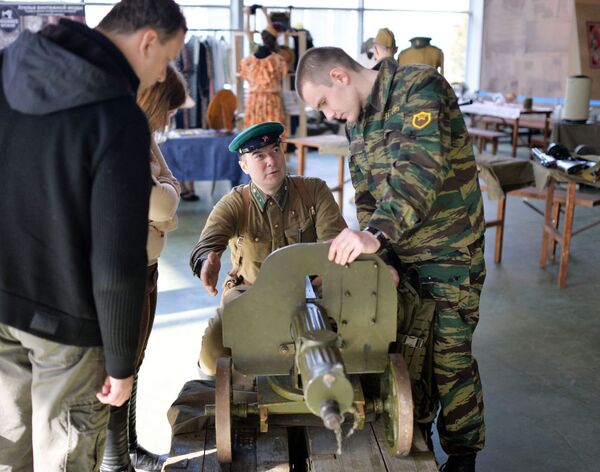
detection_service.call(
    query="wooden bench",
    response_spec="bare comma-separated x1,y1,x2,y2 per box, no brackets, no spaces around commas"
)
468,127,507,155
484,185,600,286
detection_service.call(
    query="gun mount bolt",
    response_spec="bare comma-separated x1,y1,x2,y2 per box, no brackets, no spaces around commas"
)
339,340,346,349
323,373,336,388
341,320,348,326
371,291,377,296
279,344,289,354
373,263,378,268
344,291,351,297
371,318,376,324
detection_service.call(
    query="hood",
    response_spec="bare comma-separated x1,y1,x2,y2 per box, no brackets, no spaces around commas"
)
2,27,134,115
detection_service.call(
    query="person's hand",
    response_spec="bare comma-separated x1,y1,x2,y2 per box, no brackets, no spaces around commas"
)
96,375,133,407
388,265,400,287
201,251,220,296
328,228,381,266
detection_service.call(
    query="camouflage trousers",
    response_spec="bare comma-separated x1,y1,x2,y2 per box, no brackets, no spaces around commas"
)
405,238,486,455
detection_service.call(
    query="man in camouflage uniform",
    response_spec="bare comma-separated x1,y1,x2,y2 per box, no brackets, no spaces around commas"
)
190,121,347,377
297,47,485,472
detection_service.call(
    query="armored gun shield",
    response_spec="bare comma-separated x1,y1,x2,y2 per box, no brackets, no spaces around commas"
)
221,242,398,375
214,243,412,463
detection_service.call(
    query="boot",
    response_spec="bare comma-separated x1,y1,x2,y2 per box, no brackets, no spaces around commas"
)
416,422,434,452
128,375,168,472
100,403,133,472
440,453,477,472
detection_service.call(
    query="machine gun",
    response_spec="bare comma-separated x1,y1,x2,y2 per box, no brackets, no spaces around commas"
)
205,243,413,463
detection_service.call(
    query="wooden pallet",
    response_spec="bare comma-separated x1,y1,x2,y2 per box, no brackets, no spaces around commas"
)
164,419,438,471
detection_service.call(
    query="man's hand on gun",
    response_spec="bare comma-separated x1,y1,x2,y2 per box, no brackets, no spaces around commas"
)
328,228,399,287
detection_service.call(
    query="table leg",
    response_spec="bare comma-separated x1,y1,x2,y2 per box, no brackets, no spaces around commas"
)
493,197,506,263
557,181,576,288
549,201,561,261
539,178,555,269
297,145,306,176
511,117,519,157
543,114,550,150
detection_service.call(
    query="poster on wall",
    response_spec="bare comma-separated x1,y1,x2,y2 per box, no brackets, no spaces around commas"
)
0,3,85,50
587,21,600,69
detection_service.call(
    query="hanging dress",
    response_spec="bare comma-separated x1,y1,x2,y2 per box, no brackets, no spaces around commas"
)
239,52,288,130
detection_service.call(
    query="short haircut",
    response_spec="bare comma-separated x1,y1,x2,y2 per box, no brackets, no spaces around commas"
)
137,65,187,132
97,0,187,42
295,47,363,99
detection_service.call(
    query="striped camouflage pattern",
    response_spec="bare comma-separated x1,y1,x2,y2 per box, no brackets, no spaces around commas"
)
347,58,485,262
346,59,486,454
409,238,486,454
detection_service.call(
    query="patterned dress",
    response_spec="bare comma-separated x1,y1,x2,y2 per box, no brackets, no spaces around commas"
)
239,52,288,131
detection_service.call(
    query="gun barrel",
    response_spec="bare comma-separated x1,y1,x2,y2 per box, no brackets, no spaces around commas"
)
291,303,354,429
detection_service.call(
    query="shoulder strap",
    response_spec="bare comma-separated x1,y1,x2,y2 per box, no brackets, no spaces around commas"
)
235,185,251,268
239,185,250,236
290,176,316,221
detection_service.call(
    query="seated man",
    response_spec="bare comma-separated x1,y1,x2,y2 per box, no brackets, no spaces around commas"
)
189,121,347,377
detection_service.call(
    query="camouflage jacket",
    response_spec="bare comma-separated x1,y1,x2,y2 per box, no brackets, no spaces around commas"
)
347,58,484,262
190,176,347,284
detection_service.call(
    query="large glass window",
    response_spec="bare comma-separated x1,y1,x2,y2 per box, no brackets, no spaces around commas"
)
364,0,469,12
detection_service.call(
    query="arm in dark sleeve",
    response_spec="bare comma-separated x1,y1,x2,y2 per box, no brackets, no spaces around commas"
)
189,192,240,274
369,72,452,242
91,118,151,379
349,155,377,229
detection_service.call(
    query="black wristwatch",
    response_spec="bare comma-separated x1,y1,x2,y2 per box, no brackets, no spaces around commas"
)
364,226,388,247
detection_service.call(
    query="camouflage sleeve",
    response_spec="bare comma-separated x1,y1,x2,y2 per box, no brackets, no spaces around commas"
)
313,179,347,240
189,190,240,272
349,155,377,230
368,72,452,243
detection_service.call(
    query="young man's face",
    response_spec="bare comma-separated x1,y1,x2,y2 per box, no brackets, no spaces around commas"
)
137,29,185,91
301,73,362,124
239,142,286,194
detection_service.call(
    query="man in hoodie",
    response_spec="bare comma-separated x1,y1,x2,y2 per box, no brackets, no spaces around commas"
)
0,0,186,469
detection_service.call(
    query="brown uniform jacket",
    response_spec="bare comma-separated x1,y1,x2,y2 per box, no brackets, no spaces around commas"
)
190,176,347,285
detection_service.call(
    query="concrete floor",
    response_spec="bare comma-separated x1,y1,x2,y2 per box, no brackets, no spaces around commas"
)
136,144,600,471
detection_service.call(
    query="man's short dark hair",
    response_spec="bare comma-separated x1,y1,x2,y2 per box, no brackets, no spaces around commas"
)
98,0,187,42
295,47,363,99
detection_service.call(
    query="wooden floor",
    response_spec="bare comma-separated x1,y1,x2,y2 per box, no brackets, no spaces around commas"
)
163,418,438,471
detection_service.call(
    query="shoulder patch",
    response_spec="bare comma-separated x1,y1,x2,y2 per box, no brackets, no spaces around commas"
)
412,111,432,129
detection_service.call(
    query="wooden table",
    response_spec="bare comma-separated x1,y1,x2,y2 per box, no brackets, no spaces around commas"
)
551,122,600,151
461,102,553,157
164,380,438,471
286,135,350,211
539,176,600,288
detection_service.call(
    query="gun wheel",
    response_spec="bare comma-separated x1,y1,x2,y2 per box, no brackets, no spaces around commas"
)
380,353,413,456
215,356,233,463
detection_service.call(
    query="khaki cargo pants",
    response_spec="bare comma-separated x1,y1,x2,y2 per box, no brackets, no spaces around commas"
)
198,280,248,376
0,323,108,471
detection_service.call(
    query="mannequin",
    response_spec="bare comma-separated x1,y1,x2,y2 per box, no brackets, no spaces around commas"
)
372,27,398,62
239,44,288,130
398,36,444,75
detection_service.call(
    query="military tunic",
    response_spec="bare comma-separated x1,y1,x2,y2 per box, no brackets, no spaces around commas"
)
190,175,346,284
347,58,485,455
190,176,347,374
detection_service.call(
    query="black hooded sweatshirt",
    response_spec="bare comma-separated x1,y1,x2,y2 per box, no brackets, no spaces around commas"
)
0,19,151,379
